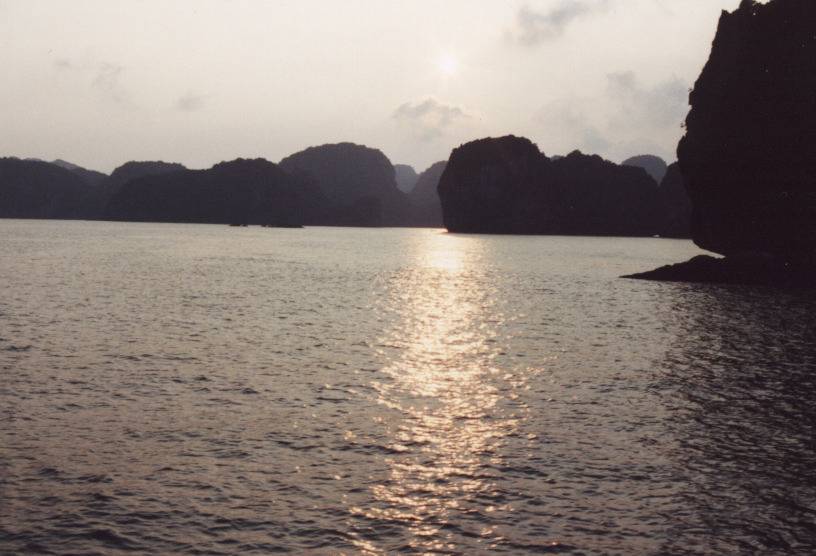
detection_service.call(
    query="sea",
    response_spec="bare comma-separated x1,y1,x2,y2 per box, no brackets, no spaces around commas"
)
1,219,816,555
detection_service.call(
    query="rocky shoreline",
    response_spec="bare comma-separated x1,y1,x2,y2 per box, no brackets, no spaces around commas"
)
624,255,816,288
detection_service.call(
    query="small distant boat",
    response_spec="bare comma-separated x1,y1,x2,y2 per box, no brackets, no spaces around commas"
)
228,222,303,228
262,223,304,229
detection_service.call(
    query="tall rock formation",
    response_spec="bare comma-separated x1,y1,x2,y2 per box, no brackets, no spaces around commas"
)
622,155,668,183
105,158,318,225
438,136,542,233
407,161,446,227
678,0,816,260
280,143,408,226
438,136,660,236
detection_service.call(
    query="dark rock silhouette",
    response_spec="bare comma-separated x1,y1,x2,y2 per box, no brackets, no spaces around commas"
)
280,143,408,226
394,164,419,193
678,0,816,261
438,136,547,234
438,136,660,236
657,163,692,238
624,255,816,287
106,161,187,191
0,158,97,219
51,159,108,187
49,160,111,217
97,160,187,219
622,155,668,183
407,161,446,227
626,0,816,285
105,158,318,225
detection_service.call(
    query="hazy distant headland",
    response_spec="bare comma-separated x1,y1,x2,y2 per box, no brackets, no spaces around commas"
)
407,161,448,228
622,155,668,183
393,164,419,193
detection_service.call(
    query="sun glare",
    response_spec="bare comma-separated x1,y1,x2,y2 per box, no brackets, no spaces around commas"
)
436,53,458,76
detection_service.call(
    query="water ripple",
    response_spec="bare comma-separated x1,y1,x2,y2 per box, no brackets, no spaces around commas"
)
2,221,816,554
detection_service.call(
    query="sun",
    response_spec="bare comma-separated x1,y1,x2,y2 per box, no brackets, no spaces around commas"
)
436,53,458,76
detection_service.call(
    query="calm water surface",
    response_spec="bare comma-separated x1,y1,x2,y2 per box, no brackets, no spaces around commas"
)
1,220,816,555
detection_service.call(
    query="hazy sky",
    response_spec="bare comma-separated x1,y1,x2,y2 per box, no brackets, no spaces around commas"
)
0,0,748,173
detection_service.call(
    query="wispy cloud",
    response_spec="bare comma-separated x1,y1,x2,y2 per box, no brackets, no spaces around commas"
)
92,62,126,102
52,56,131,105
605,71,687,130
175,91,207,112
393,97,470,141
508,0,611,46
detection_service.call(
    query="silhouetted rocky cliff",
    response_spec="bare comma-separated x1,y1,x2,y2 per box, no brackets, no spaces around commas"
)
622,155,668,183
105,158,318,225
394,164,419,193
678,0,816,261
280,143,408,226
407,161,446,227
438,136,660,236
0,158,97,219
627,0,816,285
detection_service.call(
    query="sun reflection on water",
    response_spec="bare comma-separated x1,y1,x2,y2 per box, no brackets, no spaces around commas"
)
349,232,531,553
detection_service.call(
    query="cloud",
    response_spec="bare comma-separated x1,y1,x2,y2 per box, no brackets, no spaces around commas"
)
92,62,128,104
93,63,123,91
51,57,132,106
535,71,689,161
53,58,73,70
508,0,611,46
605,71,687,129
393,97,470,141
536,97,611,155
175,92,207,112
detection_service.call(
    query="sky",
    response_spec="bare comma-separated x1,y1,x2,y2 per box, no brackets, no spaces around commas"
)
0,0,749,174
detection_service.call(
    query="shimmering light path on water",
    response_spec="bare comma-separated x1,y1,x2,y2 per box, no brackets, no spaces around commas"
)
1,221,816,554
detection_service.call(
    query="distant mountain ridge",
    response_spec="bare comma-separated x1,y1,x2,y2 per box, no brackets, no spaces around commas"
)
0,144,691,236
